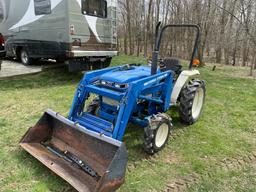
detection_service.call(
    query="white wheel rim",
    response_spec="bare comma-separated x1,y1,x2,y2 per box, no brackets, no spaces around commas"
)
192,87,204,119
21,51,28,64
155,123,169,148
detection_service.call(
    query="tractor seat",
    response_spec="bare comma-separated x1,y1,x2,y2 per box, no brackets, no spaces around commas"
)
160,57,182,75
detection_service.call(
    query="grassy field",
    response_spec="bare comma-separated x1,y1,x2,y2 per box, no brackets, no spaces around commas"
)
0,55,255,192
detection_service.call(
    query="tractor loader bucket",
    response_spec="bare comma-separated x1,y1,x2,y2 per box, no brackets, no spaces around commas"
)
20,109,128,192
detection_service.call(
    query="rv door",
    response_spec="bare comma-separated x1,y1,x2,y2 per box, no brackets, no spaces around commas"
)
81,0,108,43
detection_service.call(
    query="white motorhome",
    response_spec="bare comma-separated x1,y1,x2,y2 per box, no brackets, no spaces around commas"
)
0,0,117,71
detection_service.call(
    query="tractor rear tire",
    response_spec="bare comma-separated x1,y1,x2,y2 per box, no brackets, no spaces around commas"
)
143,117,171,155
179,80,206,125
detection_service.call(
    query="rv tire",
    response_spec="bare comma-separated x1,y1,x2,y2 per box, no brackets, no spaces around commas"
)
20,49,34,65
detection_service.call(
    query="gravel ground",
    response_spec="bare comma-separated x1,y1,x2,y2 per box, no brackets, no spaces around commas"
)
0,59,42,79
0,59,65,79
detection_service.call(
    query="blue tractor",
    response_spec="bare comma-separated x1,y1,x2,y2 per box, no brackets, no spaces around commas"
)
20,23,206,192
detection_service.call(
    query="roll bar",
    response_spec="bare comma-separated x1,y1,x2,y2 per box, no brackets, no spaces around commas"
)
151,22,201,75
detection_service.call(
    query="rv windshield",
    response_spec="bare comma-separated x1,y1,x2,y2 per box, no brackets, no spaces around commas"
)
81,0,107,18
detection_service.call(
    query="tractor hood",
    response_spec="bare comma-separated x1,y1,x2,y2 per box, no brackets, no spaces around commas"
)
99,66,152,84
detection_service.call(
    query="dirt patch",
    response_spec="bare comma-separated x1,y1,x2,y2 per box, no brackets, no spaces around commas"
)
205,63,256,80
126,128,188,173
164,152,256,192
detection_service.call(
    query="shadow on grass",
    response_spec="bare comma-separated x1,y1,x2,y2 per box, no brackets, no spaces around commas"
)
0,68,83,91
123,106,188,164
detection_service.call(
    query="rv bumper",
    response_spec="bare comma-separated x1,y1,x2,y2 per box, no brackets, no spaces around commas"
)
69,51,118,57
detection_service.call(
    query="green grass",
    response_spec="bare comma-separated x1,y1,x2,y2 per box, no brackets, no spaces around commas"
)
188,164,256,192
0,55,255,192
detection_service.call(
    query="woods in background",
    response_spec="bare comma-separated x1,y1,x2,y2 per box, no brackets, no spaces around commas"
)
117,0,256,75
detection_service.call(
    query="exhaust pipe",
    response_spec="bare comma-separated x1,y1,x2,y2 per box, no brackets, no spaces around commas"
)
20,109,128,192
151,22,161,75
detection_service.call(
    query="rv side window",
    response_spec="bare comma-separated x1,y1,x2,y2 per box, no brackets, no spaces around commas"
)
34,0,51,16
81,0,107,18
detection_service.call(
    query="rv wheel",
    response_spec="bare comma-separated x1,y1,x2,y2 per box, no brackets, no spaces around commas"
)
20,49,34,65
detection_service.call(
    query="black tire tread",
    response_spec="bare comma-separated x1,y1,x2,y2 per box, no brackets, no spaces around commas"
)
143,118,171,155
179,80,205,125
144,128,155,155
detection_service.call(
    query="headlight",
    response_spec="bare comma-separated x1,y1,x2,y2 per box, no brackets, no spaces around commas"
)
101,80,129,89
114,84,121,88
101,81,106,85
114,83,129,89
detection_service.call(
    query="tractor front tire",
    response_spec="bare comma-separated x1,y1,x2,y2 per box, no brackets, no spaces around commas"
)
143,117,171,155
179,80,206,125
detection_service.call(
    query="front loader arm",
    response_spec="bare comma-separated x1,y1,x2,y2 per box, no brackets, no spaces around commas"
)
68,66,120,120
112,71,173,141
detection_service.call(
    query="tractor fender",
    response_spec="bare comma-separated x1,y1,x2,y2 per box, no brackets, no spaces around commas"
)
170,70,200,105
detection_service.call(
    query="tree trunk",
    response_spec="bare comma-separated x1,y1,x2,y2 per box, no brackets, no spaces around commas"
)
124,34,128,55
224,48,229,65
216,49,222,64
232,27,240,66
215,0,227,64
144,0,153,57
125,0,133,55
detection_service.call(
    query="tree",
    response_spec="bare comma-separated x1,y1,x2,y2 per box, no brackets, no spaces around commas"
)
117,0,256,76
